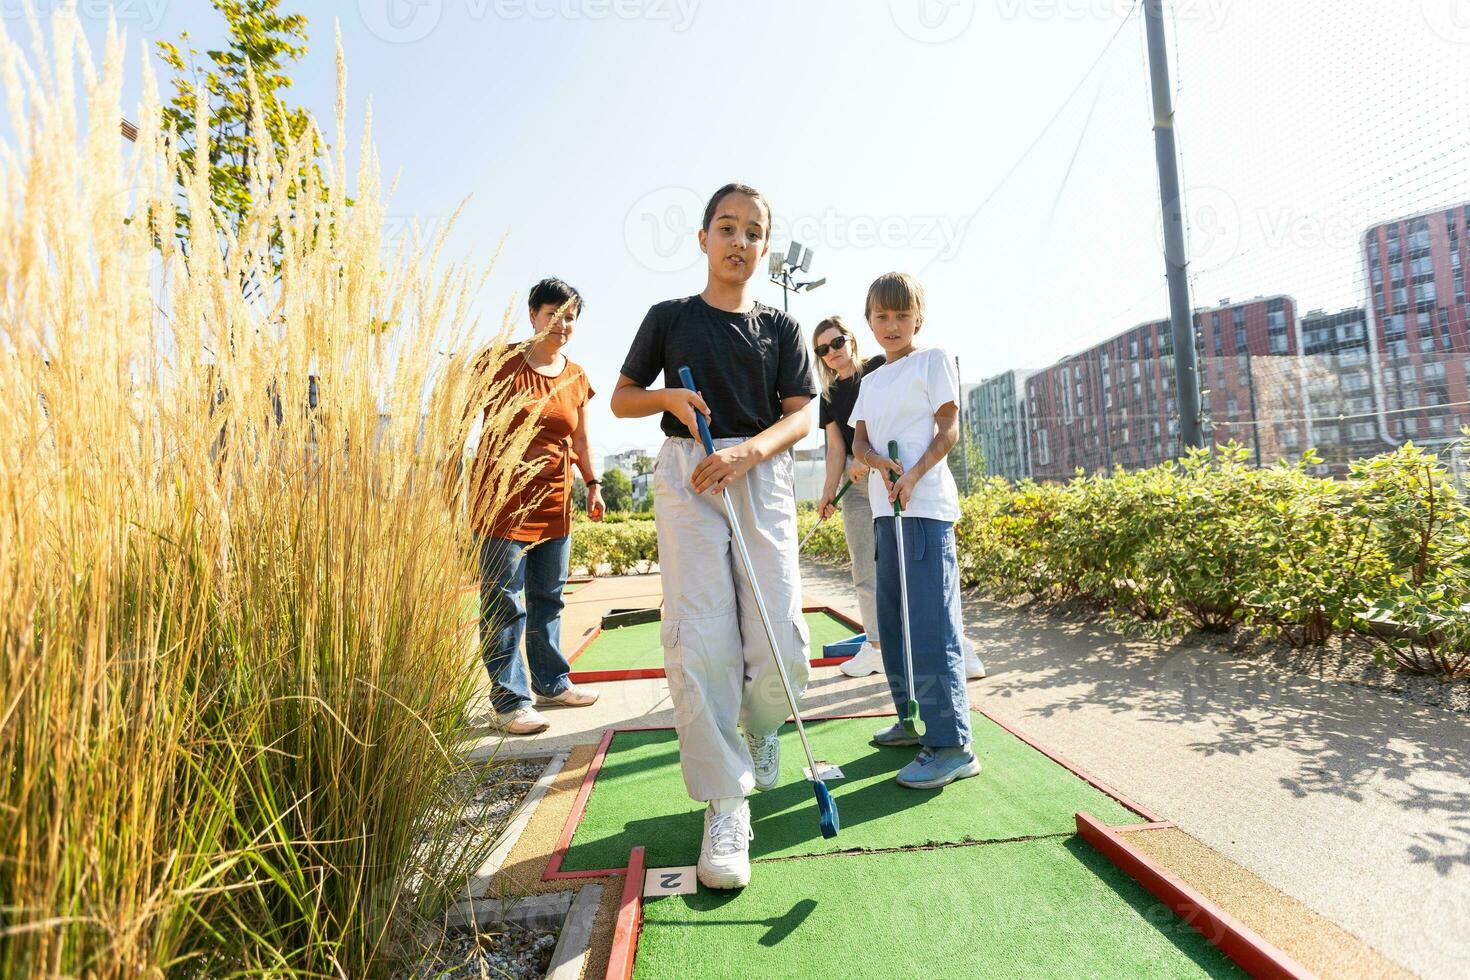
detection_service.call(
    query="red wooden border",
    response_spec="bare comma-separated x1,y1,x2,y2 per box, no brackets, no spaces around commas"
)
604,846,645,980
1076,812,1314,979
543,728,622,880
565,605,861,683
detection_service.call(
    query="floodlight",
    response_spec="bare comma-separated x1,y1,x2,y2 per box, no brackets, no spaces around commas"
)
805,277,827,291
786,242,803,267
800,247,814,272
769,251,785,278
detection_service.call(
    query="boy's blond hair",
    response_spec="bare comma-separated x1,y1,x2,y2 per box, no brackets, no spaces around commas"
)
864,271,925,326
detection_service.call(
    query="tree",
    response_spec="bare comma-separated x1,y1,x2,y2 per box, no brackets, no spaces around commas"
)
631,452,654,477
572,474,588,511
601,469,633,513
156,1,323,270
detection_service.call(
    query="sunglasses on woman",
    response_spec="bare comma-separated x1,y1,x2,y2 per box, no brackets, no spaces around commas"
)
814,334,849,357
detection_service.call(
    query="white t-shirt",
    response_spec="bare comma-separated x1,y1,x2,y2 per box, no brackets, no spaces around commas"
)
849,346,961,523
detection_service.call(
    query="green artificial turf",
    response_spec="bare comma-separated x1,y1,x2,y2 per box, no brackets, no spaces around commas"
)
559,713,1141,872
569,610,858,674
632,837,1244,979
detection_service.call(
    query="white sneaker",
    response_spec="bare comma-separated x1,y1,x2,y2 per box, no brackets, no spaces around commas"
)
839,641,884,678
697,798,752,890
487,706,550,735
743,730,781,791
963,639,987,680
536,683,599,707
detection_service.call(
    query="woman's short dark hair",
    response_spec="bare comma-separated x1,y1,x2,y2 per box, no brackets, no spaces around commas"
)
701,182,773,237
528,277,583,316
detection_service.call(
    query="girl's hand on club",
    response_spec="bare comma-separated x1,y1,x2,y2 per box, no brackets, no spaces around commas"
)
847,459,870,483
587,485,605,522
665,388,712,441
874,453,903,495
890,470,919,508
691,444,753,495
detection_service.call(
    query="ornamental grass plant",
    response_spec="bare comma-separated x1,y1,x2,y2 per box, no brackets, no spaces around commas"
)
1,14,539,976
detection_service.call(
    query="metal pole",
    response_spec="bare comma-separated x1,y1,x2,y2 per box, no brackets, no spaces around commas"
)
1144,0,1203,452
955,356,970,494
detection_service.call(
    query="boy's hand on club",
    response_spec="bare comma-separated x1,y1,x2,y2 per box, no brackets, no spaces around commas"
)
875,454,904,494
818,491,837,519
692,444,753,495
890,470,919,508
665,388,712,441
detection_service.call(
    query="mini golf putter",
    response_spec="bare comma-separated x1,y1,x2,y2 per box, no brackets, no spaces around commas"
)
889,440,926,740
797,477,851,552
679,365,840,840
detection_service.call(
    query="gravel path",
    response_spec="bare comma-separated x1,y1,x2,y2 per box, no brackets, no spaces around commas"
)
398,924,559,980
398,759,559,979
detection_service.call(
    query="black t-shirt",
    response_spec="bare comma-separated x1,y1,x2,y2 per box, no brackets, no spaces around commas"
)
819,355,886,455
620,295,817,439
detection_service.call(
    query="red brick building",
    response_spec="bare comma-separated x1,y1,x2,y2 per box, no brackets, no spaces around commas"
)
1024,297,1301,480
1363,203,1470,446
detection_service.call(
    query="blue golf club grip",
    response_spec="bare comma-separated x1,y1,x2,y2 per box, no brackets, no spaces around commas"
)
677,366,716,455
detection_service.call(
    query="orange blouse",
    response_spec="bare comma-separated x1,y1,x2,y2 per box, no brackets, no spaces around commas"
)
470,347,593,542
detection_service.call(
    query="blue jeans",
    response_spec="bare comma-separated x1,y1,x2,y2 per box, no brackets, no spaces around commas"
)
478,535,574,713
873,515,971,749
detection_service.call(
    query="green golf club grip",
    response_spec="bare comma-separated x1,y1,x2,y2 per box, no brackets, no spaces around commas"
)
887,440,902,515
831,477,853,507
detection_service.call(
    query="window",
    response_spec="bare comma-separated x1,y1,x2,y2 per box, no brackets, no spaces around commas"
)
1416,281,1438,304
1393,287,1408,308
1385,314,1407,338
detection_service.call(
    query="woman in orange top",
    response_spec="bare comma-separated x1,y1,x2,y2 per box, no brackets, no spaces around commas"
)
470,278,605,735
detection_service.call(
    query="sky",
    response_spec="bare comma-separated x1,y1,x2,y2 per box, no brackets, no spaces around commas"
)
33,0,1470,463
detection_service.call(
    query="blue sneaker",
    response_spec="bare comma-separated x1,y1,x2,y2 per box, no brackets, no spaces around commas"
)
872,722,920,747
896,746,981,789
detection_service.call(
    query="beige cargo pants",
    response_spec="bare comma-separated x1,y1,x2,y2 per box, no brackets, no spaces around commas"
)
653,436,811,802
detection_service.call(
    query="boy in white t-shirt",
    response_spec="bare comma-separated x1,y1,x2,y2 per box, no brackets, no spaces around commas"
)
849,272,979,789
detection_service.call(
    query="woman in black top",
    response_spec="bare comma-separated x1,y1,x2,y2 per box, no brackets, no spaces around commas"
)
814,316,887,678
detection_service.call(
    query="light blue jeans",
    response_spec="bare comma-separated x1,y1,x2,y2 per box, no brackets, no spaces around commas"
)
478,535,574,714
873,515,972,749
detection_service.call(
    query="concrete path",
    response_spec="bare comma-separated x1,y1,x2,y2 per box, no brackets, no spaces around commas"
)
464,565,1470,977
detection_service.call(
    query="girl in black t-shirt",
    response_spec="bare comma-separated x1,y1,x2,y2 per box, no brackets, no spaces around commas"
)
814,316,886,679
611,183,817,892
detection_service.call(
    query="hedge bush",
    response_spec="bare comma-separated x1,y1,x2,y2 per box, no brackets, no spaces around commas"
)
567,444,1470,679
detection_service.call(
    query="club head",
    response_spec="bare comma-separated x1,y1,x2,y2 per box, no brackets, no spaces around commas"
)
814,782,839,839
903,701,925,738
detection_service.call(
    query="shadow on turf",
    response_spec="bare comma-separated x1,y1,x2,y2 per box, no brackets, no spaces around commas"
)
578,742,965,869
657,896,817,947
1063,836,1246,978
